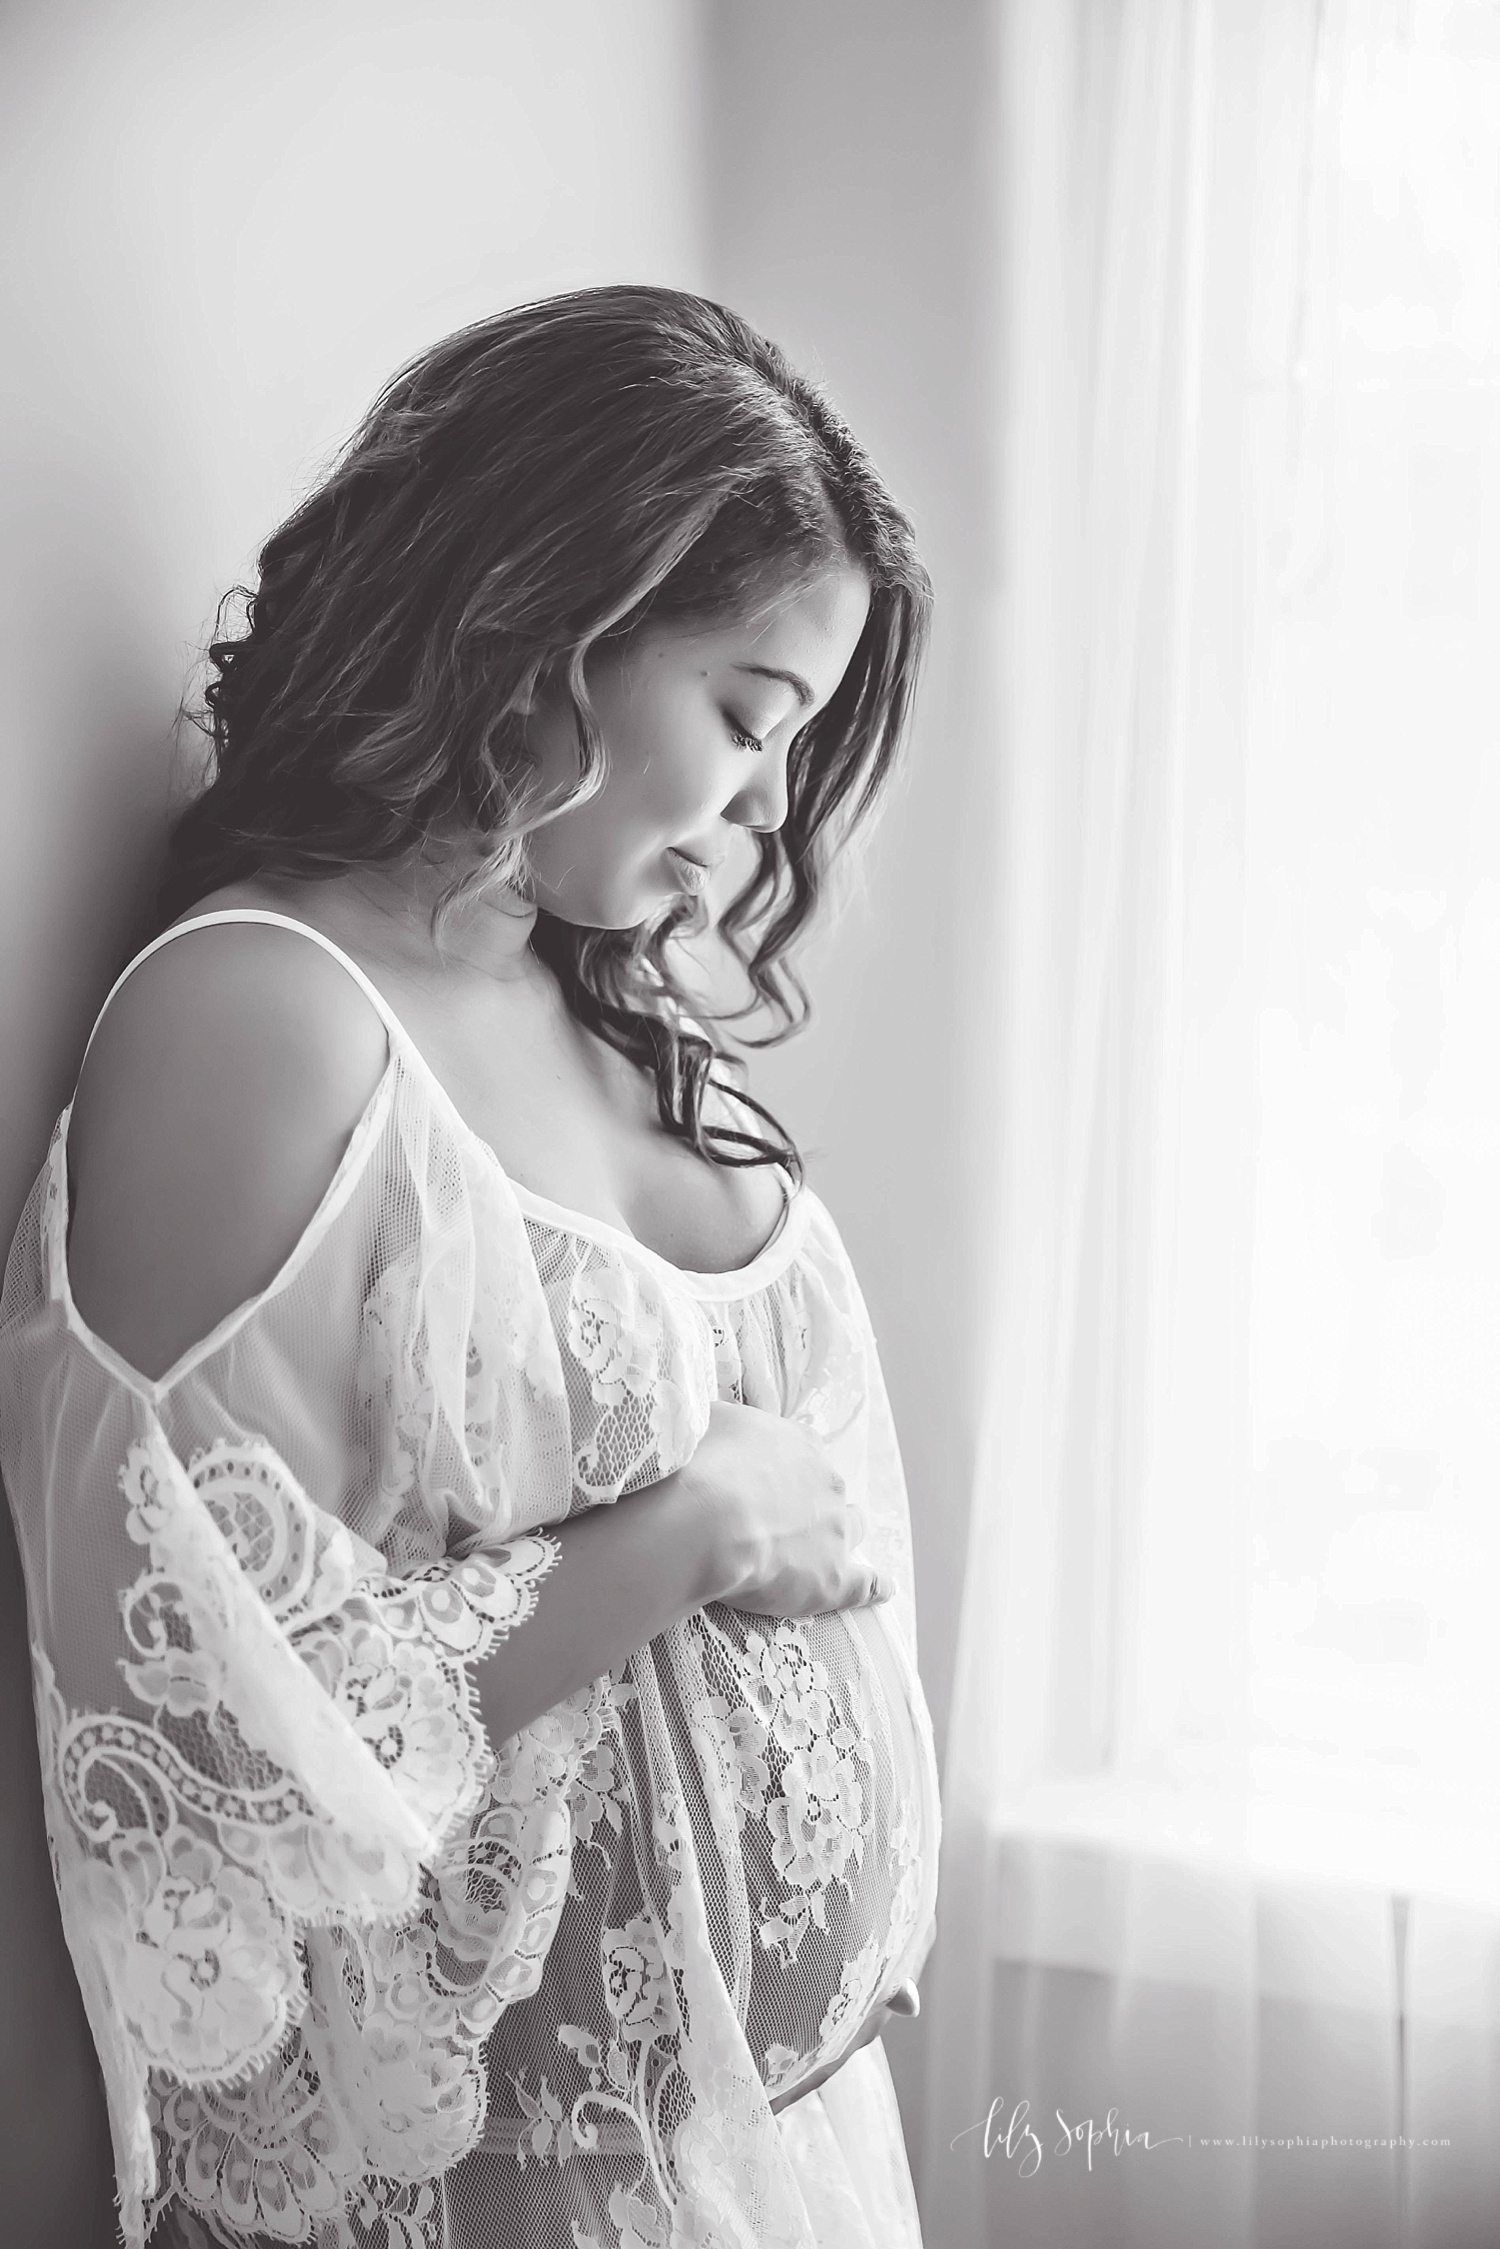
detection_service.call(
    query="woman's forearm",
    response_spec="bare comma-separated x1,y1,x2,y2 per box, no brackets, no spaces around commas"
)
473,1474,729,1749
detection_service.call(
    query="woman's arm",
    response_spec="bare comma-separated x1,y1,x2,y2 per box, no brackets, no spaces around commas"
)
472,1390,890,1744
471,1474,729,1747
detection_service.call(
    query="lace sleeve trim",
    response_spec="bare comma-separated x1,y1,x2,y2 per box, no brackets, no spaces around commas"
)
37,1427,561,2095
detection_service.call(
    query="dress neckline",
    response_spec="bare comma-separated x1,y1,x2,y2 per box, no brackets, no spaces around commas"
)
93,908,810,1297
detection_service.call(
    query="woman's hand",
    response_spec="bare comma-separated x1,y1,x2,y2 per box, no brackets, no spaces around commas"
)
767,1978,921,2115
673,1399,891,1619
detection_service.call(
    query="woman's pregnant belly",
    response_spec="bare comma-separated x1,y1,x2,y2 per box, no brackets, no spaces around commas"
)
473,1596,938,2160
698,1598,938,2102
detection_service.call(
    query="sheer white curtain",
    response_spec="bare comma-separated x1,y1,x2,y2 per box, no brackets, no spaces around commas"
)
919,1,1500,2244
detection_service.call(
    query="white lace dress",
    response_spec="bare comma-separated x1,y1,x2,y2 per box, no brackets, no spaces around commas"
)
0,909,942,2249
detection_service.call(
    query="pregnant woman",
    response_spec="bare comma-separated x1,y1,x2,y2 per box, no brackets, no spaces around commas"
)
0,286,942,2249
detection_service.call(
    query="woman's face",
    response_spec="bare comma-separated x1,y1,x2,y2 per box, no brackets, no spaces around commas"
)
520,559,872,929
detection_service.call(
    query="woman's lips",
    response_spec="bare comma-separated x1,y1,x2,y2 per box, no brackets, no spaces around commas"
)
665,848,715,894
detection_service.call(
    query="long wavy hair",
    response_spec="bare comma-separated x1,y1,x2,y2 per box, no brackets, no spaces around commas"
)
155,284,932,1183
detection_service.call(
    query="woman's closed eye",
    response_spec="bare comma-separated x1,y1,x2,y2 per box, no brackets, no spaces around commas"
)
725,716,766,755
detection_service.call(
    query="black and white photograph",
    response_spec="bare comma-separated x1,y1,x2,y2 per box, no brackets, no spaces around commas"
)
0,3,1497,2245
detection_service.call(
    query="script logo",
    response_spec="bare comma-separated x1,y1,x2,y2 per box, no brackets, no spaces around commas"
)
950,2096,1185,2175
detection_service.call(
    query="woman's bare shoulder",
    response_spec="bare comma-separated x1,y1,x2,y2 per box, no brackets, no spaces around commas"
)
64,889,392,1383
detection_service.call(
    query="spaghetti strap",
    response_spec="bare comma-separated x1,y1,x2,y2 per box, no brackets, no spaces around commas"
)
75,908,415,1081
70,907,807,1287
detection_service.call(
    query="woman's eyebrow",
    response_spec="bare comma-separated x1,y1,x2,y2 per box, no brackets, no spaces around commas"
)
732,663,814,709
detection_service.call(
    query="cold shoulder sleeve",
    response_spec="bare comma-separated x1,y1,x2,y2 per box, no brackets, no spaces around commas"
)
0,1061,695,2249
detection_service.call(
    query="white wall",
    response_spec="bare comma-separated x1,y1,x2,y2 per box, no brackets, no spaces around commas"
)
0,0,703,1225
0,8,702,2237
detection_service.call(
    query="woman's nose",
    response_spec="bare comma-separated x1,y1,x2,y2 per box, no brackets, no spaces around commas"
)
726,760,789,835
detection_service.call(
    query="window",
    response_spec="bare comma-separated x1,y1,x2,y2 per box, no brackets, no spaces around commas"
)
1245,0,1500,1901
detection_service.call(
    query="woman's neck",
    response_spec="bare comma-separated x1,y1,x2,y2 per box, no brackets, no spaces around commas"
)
354,862,541,985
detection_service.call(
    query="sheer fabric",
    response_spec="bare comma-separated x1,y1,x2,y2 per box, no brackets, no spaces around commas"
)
0,909,941,2249
921,2,1500,2244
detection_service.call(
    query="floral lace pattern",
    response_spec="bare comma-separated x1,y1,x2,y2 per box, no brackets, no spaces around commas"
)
27,1423,563,2245
0,1032,940,2249
704,1620,873,1968
522,1230,717,1507
566,1255,701,1503
462,1577,932,2248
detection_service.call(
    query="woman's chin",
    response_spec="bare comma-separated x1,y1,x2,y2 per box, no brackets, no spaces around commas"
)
538,863,690,932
